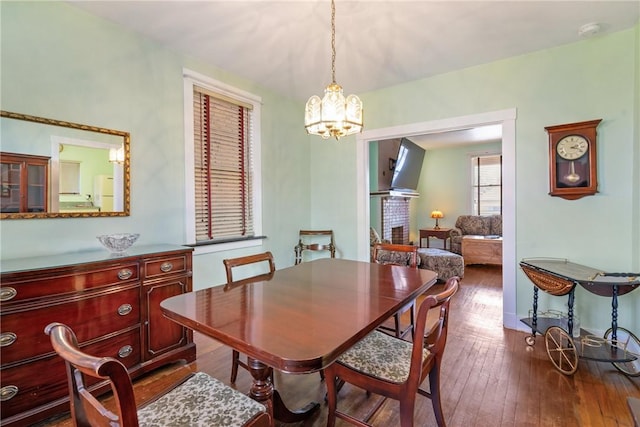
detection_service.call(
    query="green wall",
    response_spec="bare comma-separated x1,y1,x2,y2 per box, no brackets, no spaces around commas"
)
1,2,638,333
308,27,640,332
0,1,310,287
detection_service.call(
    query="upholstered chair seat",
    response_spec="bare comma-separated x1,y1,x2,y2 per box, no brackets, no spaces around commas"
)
137,372,267,425
336,330,430,383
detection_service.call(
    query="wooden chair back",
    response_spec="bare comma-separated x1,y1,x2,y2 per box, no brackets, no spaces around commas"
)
222,252,276,383
223,251,275,285
372,243,418,268
372,243,420,338
414,276,459,364
45,322,141,427
294,230,336,265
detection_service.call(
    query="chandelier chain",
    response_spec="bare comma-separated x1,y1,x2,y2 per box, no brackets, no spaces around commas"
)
331,0,336,84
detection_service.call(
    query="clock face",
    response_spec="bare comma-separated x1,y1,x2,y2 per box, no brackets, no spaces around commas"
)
556,135,588,160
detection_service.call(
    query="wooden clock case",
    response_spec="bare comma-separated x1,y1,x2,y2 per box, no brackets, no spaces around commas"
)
545,119,602,200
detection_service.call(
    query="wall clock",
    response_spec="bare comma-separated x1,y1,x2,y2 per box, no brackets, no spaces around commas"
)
545,119,602,200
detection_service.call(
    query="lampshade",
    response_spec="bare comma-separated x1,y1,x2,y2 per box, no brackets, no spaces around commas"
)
304,0,363,140
431,210,444,219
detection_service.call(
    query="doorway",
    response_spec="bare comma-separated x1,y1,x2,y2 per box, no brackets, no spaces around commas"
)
355,108,518,329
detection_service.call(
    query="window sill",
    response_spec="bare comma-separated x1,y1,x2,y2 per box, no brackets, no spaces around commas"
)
189,235,267,255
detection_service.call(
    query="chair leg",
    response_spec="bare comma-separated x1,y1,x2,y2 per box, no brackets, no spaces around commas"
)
429,359,446,427
325,372,338,427
230,350,240,383
399,397,416,427
394,313,402,338
409,303,415,339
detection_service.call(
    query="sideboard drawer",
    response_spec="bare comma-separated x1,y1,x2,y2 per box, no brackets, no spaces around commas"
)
0,328,141,421
143,254,188,279
1,285,140,365
0,262,139,304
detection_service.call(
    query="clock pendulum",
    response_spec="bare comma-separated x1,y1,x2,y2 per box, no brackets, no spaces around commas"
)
565,161,580,184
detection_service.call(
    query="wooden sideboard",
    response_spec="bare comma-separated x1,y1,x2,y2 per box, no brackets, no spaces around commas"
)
0,245,196,426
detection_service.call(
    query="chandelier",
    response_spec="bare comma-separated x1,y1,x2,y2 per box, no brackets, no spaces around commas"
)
304,0,363,140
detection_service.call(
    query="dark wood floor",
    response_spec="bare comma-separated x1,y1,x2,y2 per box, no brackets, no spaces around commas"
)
42,264,639,427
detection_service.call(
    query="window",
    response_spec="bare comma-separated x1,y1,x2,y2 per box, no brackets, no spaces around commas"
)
471,154,502,216
183,69,263,253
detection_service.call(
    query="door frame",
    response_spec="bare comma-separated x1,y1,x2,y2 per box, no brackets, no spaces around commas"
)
355,108,518,329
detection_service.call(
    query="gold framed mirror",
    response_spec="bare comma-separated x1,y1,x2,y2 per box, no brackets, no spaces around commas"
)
0,111,130,219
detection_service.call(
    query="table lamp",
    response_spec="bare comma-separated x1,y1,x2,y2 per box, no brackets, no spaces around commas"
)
430,210,444,229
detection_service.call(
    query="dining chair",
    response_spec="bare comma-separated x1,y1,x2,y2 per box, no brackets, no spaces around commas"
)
372,242,419,339
44,322,270,427
224,251,276,383
294,229,336,265
324,276,459,427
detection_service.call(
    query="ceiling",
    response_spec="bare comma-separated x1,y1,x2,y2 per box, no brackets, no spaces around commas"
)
67,1,638,147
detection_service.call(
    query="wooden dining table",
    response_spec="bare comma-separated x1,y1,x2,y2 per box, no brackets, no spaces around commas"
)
160,258,437,425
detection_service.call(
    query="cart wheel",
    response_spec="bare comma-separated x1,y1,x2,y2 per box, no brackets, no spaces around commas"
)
525,335,536,346
603,327,640,377
545,326,578,375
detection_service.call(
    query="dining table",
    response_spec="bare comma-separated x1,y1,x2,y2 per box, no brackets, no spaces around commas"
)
160,258,437,425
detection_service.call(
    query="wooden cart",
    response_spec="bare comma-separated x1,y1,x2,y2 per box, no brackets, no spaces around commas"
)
520,258,639,376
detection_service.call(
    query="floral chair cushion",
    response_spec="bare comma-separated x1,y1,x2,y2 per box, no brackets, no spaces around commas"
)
137,372,266,426
337,330,429,383
455,215,491,236
417,248,464,281
374,249,421,267
490,215,502,236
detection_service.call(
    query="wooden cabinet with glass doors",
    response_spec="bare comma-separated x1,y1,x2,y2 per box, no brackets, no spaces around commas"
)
0,152,49,213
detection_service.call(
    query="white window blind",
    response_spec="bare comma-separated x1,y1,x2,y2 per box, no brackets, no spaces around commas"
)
471,154,502,216
193,88,254,242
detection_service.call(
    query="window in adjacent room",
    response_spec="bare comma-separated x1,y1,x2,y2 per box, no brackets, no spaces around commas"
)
471,154,502,216
183,69,263,253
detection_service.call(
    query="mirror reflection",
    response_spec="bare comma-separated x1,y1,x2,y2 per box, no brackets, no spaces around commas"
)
0,111,130,219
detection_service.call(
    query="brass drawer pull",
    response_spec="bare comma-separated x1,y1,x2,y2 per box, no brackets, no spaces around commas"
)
118,345,133,358
0,385,18,401
0,332,17,347
117,269,133,280
117,304,133,316
0,287,17,302
160,262,173,273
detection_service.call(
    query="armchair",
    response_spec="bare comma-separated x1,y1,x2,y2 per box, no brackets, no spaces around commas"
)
369,227,390,261
450,215,502,254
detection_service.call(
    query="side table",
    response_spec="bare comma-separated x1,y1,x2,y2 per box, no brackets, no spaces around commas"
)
419,228,452,250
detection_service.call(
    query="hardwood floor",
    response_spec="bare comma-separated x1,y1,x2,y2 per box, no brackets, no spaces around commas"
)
40,264,639,427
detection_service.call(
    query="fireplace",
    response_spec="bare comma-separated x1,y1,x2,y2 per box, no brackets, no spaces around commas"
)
391,226,404,244
381,197,410,245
